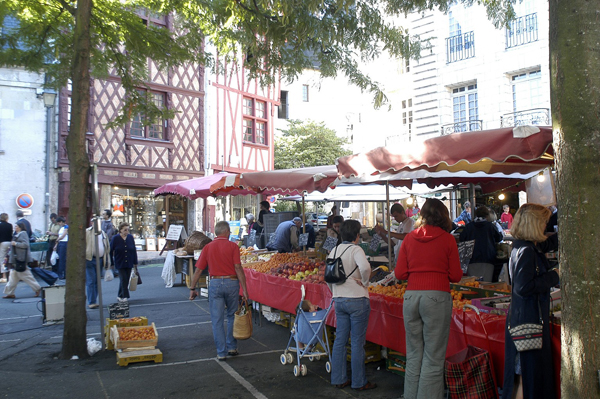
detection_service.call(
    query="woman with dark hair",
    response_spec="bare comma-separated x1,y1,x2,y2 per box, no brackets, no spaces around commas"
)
503,204,559,399
395,198,462,399
3,222,41,299
327,220,376,391
110,222,138,303
54,216,68,279
256,201,270,248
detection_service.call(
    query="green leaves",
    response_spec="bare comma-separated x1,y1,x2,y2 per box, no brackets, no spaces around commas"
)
274,120,352,170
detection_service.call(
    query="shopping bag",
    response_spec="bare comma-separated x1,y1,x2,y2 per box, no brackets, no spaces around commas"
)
233,299,252,340
136,267,142,285
128,268,138,291
444,305,498,399
50,251,59,266
104,268,114,282
445,346,497,399
30,266,58,285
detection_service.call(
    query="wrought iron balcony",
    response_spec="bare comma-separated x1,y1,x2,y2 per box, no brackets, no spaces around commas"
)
500,108,550,127
506,13,538,49
446,31,475,63
440,120,483,135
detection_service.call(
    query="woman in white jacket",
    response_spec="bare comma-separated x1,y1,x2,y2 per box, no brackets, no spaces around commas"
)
327,220,376,391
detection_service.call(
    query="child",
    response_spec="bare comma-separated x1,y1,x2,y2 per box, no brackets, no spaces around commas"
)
298,300,321,350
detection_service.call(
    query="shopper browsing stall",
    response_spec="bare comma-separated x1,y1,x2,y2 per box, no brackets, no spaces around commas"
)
54,216,68,279
327,220,376,391
189,221,249,360
503,204,559,399
268,217,302,253
459,205,502,281
395,198,462,399
2,222,41,299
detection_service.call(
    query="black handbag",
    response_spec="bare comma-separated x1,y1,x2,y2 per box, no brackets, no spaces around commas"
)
507,263,543,352
324,245,357,284
14,246,27,272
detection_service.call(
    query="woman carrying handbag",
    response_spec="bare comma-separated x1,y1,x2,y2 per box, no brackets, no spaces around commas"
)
3,222,41,299
503,204,559,399
110,222,138,303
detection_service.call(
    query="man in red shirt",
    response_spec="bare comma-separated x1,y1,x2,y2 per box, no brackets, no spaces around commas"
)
501,204,514,229
190,221,249,360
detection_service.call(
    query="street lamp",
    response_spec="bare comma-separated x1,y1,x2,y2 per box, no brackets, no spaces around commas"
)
39,87,57,220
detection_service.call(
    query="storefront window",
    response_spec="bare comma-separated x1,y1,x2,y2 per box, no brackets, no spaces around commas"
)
110,187,165,239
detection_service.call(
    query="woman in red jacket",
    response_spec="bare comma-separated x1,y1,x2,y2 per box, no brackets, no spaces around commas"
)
395,198,463,399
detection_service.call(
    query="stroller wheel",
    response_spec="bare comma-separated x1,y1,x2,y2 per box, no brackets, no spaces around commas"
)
293,365,300,377
309,356,314,362
286,353,293,364
315,355,321,361
325,361,331,373
301,364,308,376
280,354,287,365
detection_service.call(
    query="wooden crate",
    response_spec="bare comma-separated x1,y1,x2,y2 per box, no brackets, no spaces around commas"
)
105,317,148,350
110,322,158,350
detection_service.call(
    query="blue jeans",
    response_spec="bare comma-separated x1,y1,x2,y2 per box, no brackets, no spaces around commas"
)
57,242,68,279
208,278,240,358
403,290,452,399
331,297,370,389
85,257,103,305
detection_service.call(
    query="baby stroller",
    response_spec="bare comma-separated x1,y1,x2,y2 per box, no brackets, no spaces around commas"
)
280,285,334,377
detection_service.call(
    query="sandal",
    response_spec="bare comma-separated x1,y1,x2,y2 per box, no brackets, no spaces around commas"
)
335,380,351,389
3,295,15,299
353,382,377,391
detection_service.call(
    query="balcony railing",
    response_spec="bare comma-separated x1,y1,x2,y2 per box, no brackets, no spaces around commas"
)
506,13,538,49
500,108,550,127
446,31,475,64
440,120,483,135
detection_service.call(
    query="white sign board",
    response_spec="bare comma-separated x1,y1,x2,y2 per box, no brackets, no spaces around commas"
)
166,224,187,241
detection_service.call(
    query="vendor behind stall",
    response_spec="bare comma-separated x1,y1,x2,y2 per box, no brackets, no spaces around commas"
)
300,216,316,248
267,217,302,253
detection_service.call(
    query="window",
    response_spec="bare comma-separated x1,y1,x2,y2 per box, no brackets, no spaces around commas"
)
512,70,542,112
302,85,309,102
243,97,268,145
452,84,478,132
278,90,289,119
130,90,166,140
402,98,413,142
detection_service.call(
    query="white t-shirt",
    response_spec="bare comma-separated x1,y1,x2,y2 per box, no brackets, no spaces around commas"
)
327,243,371,299
58,226,69,242
393,217,415,257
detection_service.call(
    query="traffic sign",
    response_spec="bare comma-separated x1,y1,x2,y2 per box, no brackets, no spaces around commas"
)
16,193,34,209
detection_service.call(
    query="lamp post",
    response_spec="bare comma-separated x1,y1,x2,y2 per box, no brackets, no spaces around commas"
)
41,87,57,219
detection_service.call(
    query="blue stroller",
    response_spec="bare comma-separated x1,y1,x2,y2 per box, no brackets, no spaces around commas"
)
280,285,334,377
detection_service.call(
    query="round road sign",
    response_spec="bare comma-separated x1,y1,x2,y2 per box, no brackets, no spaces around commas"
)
16,193,34,209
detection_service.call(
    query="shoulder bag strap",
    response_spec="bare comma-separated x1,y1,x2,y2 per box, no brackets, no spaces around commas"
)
337,245,359,278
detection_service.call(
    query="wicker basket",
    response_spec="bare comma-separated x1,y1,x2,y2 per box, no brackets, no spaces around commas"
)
184,231,212,253
233,299,252,340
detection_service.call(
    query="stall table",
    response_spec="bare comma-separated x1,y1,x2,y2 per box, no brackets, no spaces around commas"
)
30,241,49,267
244,268,561,395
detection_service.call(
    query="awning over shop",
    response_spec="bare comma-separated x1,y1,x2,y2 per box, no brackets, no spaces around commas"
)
153,172,257,200
336,126,554,179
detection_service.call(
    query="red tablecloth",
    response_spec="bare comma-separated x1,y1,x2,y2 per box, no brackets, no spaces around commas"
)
244,269,561,393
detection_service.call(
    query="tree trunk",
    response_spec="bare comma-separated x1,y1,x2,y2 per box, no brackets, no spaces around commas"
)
549,0,600,397
60,0,93,360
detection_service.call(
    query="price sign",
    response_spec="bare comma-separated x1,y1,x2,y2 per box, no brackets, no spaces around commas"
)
266,233,276,249
166,225,184,241
298,233,309,247
458,240,475,274
108,302,130,319
247,230,257,247
369,233,383,252
322,236,338,252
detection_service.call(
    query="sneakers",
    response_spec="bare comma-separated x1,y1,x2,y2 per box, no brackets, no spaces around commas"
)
217,355,227,361
0,278,7,283
117,297,128,303
228,349,239,356
88,304,99,309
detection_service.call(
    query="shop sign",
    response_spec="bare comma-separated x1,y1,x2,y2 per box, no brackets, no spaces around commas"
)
16,193,34,209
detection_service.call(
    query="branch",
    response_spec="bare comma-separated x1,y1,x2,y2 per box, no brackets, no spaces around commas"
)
235,0,277,22
55,0,77,16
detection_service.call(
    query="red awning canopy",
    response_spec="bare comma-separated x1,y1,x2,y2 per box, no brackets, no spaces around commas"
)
213,165,338,196
336,126,554,179
154,173,257,199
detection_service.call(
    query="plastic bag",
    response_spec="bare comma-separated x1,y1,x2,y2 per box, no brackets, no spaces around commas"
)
50,251,59,266
128,268,138,291
104,268,114,282
87,338,102,356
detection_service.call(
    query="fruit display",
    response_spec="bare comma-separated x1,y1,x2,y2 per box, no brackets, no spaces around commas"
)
267,260,327,284
118,326,156,341
115,317,144,324
368,284,472,309
240,247,255,256
462,281,480,288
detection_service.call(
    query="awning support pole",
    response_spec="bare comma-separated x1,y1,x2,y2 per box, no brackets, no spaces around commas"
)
386,182,392,271
302,192,306,256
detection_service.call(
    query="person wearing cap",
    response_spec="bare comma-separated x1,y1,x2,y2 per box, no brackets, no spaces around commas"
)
268,217,302,253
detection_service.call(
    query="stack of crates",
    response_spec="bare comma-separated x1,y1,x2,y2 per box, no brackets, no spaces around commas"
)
105,317,148,350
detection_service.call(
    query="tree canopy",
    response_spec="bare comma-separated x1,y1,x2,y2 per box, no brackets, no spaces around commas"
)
274,120,351,169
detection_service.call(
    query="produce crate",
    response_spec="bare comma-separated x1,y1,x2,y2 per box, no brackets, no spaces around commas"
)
110,322,158,351
471,296,511,315
451,284,512,299
386,350,406,376
479,282,511,293
459,276,478,285
116,348,163,366
105,317,148,350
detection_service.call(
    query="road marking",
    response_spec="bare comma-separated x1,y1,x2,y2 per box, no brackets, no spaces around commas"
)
133,348,282,369
96,371,110,399
0,339,20,343
50,321,214,339
217,359,269,399
0,315,42,321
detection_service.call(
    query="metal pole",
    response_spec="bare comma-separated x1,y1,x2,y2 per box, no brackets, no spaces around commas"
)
469,183,476,220
302,192,306,255
44,104,53,219
386,182,392,270
91,165,105,350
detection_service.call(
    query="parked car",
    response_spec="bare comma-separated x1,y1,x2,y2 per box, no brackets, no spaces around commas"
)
317,215,328,229
306,213,328,229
